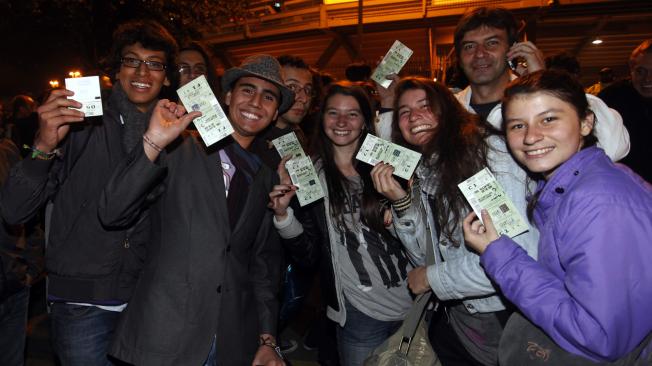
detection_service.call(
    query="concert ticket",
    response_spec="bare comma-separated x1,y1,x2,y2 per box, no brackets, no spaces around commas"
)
371,40,414,88
177,75,233,146
356,134,421,180
65,76,103,117
458,168,529,238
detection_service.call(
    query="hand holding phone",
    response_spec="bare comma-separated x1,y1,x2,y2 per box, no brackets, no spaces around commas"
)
507,41,545,76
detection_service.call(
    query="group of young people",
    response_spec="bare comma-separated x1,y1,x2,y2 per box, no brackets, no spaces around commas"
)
1,5,651,366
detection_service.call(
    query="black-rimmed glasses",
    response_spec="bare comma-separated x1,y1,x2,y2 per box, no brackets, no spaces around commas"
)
286,83,315,97
121,57,166,71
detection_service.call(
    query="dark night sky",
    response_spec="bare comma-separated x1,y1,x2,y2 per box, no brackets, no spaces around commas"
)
0,1,185,102
1,9,112,102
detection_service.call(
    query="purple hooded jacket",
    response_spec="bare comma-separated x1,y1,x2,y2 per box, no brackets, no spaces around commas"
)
480,146,652,362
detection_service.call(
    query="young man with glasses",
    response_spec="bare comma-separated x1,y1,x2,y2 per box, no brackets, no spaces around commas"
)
0,20,177,365
101,54,292,366
176,42,221,94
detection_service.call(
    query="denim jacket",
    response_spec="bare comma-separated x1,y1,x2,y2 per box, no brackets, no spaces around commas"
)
392,135,539,314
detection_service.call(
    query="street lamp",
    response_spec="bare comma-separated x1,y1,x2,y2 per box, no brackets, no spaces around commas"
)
68,70,82,78
49,80,60,88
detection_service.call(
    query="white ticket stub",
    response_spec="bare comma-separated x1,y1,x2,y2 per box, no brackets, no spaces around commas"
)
286,156,324,206
177,75,234,146
272,131,306,160
65,76,103,117
458,168,529,238
371,40,414,88
355,134,421,180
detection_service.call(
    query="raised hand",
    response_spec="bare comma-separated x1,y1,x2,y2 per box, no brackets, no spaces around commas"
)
507,41,545,76
34,89,86,152
268,155,297,219
143,100,201,160
370,162,407,202
462,209,500,255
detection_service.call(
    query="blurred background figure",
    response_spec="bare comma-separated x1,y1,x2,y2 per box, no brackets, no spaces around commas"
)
599,39,652,182
1,137,45,366
586,67,615,95
177,41,221,93
545,52,582,79
7,95,38,157
344,62,372,82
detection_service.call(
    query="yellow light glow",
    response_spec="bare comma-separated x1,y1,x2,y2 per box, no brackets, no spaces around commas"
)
432,0,472,4
323,0,357,4
49,80,60,88
68,70,82,78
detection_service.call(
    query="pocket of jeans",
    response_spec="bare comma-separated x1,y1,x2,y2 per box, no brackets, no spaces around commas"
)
53,303,95,317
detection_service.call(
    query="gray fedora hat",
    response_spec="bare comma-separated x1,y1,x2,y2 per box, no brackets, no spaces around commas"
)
221,54,295,114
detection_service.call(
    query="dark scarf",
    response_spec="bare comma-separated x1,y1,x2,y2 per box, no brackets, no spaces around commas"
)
107,83,154,153
224,140,262,229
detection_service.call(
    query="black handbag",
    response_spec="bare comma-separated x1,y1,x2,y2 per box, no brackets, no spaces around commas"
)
499,312,652,366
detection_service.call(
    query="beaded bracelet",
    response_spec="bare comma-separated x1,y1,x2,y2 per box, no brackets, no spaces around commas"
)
391,190,412,213
23,144,60,161
143,134,163,152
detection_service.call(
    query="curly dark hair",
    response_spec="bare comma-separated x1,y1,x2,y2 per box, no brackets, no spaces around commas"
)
108,19,178,81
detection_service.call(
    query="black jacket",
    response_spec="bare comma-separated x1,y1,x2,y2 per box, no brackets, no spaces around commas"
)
0,103,149,303
0,139,44,301
282,200,339,313
100,134,282,366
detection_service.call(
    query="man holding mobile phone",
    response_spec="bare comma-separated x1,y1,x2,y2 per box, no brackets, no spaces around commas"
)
451,7,629,161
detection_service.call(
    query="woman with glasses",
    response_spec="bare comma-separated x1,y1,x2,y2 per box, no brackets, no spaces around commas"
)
268,82,414,365
177,42,220,94
370,76,538,366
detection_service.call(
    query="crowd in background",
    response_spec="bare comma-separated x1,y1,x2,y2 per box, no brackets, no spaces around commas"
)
1,5,651,366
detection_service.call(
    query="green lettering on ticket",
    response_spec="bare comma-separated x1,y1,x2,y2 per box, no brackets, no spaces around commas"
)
177,75,234,146
458,168,529,238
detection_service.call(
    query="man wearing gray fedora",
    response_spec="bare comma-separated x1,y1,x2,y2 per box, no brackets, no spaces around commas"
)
98,54,293,366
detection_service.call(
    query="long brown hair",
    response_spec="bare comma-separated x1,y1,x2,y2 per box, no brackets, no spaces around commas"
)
393,77,495,246
312,82,387,235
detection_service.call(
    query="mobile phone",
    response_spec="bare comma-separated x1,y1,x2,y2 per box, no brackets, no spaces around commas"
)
507,43,528,72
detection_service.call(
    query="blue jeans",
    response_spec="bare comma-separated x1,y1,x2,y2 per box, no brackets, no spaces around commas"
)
50,303,121,366
203,335,218,366
336,300,402,366
0,287,30,366
279,263,312,331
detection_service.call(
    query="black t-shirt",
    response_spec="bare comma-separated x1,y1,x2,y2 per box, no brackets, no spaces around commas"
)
470,100,501,121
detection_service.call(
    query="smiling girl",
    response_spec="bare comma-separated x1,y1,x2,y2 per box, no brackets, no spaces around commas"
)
463,70,652,364
269,83,413,365
371,77,539,366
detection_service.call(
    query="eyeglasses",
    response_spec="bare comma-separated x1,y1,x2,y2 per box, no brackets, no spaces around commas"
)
121,57,166,71
286,83,315,97
178,64,208,76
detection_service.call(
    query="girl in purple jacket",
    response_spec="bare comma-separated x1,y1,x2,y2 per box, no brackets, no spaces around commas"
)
463,70,652,364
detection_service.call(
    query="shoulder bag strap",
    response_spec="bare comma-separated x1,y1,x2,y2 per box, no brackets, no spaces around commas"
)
398,182,437,352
